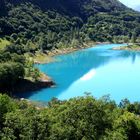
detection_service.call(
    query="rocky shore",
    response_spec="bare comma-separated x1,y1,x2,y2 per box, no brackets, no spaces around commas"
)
34,41,96,64
0,72,55,96
14,78,55,94
0,78,55,96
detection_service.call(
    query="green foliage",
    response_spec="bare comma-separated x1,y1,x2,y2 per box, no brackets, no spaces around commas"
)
131,32,137,43
46,96,112,140
0,45,26,89
0,0,140,54
0,94,17,129
105,112,140,140
0,3,83,53
25,60,41,81
0,95,140,140
0,62,25,86
0,38,10,49
0,1,140,139
1,107,49,140
0,43,40,90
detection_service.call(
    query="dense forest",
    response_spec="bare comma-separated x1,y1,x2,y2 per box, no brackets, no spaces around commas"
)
1,1,140,139
1,94,140,140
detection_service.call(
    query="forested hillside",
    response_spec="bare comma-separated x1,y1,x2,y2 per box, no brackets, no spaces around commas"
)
1,1,140,139
1,0,140,50
1,94,140,140
1,0,140,49
0,0,140,92
0,0,128,17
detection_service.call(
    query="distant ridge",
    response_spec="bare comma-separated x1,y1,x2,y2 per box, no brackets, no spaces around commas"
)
1,0,133,18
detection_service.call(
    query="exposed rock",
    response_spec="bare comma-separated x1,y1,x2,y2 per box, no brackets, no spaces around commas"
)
0,78,55,96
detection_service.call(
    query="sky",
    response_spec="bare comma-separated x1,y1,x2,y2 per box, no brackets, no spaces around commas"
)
119,0,140,11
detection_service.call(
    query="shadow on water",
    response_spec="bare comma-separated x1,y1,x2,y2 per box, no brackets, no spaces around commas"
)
15,44,140,101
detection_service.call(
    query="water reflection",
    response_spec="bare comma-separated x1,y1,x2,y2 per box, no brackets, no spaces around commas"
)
80,69,96,81
15,44,140,102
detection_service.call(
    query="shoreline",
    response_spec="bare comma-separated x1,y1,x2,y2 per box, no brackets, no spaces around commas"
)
18,42,96,96
34,41,97,64
0,76,55,96
15,41,106,101
3,41,96,97
13,42,125,101
112,44,140,51
14,78,55,94
13,42,113,97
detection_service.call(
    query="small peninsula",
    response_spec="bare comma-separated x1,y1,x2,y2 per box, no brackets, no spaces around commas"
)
113,44,140,51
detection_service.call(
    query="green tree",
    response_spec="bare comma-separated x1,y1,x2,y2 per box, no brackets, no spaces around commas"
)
131,32,137,44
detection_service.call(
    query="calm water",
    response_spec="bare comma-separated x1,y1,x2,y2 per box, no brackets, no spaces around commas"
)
19,44,140,103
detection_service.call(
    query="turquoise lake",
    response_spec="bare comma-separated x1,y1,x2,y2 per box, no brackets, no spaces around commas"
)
19,44,140,103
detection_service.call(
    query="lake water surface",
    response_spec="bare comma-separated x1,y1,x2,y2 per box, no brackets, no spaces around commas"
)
19,44,140,103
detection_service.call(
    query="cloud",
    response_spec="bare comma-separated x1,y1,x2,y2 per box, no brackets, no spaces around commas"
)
80,69,96,81
119,0,140,10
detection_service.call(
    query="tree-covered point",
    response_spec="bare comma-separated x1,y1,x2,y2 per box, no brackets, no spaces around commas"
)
0,94,140,140
0,48,41,93
0,48,25,87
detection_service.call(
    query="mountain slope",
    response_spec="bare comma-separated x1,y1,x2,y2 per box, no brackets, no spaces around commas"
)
0,0,140,52
1,0,131,18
